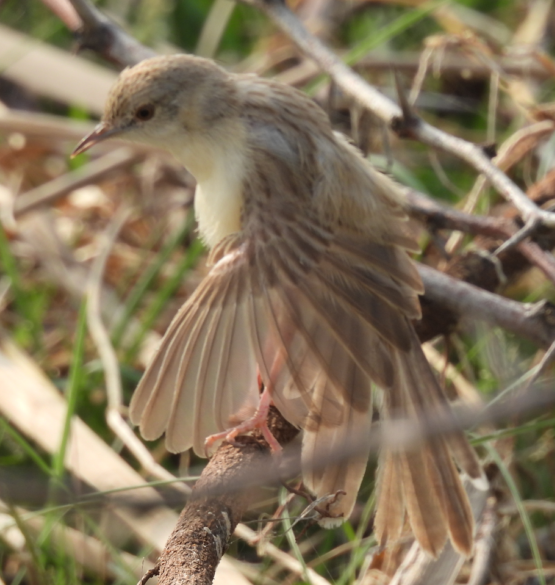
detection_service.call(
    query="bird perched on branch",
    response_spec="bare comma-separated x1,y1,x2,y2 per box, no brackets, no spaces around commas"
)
74,54,484,556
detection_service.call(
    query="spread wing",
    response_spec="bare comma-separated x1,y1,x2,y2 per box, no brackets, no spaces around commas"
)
129,207,422,455
129,202,481,553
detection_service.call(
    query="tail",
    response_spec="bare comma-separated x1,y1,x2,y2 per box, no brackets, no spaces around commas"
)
302,406,371,527
375,327,485,557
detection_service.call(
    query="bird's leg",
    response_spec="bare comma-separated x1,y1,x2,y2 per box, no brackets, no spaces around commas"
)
204,385,282,453
204,357,285,454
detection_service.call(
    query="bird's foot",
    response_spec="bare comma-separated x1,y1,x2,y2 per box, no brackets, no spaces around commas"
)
204,386,283,454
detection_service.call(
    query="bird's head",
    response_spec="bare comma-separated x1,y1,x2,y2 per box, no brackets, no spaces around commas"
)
72,54,239,158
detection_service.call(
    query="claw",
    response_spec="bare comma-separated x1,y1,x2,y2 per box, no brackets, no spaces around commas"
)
204,386,282,454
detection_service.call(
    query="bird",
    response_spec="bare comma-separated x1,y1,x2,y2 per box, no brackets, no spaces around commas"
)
73,54,484,557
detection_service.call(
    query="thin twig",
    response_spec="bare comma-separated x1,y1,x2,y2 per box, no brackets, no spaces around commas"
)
524,340,555,392
14,148,143,218
243,0,555,230
418,264,555,348
405,188,555,286
447,120,555,254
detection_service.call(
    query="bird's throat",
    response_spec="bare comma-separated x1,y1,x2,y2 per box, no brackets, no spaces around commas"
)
170,126,247,249
194,157,245,249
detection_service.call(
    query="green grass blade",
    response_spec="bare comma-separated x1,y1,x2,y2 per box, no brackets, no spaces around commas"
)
51,299,87,479
111,213,196,349
279,488,311,584
344,0,448,67
486,443,545,585
0,418,52,476
124,237,205,363
305,0,449,95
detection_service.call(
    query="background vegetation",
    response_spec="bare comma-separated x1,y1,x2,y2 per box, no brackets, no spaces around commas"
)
1,0,555,583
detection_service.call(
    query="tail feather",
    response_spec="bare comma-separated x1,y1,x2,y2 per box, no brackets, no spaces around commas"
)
399,448,448,556
405,328,484,483
428,440,474,554
374,452,405,543
374,331,479,557
302,369,372,526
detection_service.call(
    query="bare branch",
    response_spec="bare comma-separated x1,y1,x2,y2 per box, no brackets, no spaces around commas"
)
66,0,155,66
149,409,299,585
404,188,555,286
418,264,555,348
242,0,555,229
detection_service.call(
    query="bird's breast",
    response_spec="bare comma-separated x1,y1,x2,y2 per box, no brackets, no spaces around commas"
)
170,122,248,250
195,175,244,249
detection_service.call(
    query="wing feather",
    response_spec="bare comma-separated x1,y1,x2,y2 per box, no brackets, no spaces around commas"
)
166,300,225,452
284,221,421,322
137,300,215,442
165,262,260,454
266,238,397,392
129,198,478,556
333,233,423,293
374,451,405,543
129,277,222,429
302,343,372,524
214,298,259,431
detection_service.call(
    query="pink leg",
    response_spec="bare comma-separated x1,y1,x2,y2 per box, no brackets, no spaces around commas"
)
204,385,282,454
205,354,286,455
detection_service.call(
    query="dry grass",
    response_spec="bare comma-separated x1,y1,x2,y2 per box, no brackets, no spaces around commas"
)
1,1,555,584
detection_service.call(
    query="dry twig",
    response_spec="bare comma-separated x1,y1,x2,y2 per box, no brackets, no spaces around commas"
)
242,0,555,240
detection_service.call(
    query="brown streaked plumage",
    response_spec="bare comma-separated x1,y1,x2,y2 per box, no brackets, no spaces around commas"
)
73,54,485,556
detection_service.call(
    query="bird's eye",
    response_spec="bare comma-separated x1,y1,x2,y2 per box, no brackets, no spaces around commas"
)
135,104,155,121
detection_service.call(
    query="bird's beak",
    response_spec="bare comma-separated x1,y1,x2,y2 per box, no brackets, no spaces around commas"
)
71,122,121,158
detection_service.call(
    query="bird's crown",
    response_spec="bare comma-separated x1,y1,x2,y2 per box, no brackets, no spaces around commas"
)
102,54,233,130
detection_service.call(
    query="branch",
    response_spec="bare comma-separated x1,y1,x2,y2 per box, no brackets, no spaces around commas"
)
144,408,299,585
417,264,555,348
404,188,555,287
134,373,555,585
242,0,555,231
67,0,155,66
